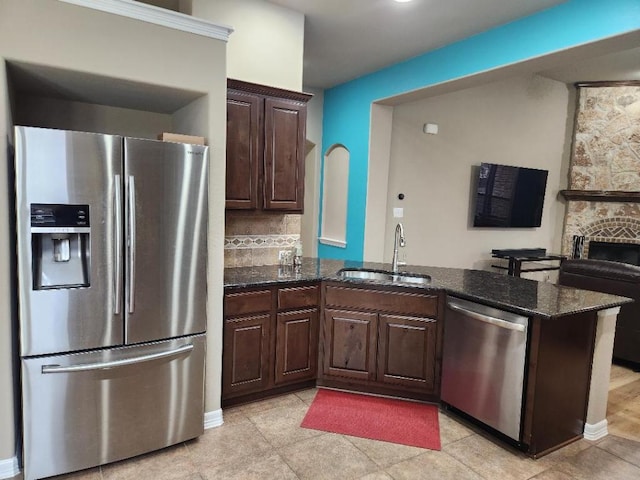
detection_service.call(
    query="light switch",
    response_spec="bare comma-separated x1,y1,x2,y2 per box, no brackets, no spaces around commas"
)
393,208,404,218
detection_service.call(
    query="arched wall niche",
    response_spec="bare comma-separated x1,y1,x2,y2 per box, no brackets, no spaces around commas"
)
319,143,349,248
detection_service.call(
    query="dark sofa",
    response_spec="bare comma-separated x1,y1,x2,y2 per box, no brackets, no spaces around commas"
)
558,258,640,367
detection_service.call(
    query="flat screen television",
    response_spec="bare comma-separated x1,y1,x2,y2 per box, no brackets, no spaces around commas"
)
473,163,548,228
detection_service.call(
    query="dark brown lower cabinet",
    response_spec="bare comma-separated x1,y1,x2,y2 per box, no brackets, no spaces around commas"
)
222,313,271,398
275,308,319,385
222,279,608,459
323,309,378,381
320,283,442,399
222,283,319,405
522,311,598,457
377,314,437,391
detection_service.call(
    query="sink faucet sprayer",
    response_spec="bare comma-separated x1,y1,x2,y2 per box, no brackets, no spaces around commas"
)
391,222,406,273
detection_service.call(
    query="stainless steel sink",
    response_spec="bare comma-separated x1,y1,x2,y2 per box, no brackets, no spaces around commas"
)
337,268,431,285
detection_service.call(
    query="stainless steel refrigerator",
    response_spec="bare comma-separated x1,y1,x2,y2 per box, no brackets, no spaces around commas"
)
14,126,209,480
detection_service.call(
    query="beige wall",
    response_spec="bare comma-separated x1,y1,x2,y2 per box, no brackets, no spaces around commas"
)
364,104,394,262
0,0,227,466
383,75,574,274
15,95,173,138
192,0,304,91
320,146,349,246
301,87,324,258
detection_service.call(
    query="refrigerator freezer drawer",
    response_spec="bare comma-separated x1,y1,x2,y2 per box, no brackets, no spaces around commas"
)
21,334,206,480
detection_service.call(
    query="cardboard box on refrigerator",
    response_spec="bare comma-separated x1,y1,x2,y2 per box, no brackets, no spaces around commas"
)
157,132,206,145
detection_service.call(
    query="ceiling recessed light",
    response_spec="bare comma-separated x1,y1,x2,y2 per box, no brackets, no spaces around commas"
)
394,0,413,3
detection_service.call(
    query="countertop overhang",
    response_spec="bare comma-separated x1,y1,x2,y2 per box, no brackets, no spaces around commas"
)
224,258,633,320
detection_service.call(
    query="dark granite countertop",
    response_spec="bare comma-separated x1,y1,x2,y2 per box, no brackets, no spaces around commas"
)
224,258,633,319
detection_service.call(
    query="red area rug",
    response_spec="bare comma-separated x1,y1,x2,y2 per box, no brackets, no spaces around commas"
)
301,389,441,450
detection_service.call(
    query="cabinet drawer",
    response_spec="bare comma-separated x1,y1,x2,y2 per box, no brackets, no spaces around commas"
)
325,285,437,317
224,289,272,316
278,285,319,310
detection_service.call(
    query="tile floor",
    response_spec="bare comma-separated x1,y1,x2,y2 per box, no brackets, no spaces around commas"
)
14,364,640,480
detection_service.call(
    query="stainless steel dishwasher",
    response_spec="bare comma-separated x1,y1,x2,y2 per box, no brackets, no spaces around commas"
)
441,296,529,441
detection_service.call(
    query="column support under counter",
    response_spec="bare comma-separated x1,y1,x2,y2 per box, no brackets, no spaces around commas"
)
584,306,621,441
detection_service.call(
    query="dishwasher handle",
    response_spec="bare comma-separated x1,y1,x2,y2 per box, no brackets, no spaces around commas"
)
448,302,526,332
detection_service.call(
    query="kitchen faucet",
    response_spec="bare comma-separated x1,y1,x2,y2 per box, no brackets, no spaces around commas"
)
391,222,406,273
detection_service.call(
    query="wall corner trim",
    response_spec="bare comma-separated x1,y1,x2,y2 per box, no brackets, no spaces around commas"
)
583,419,608,441
204,409,223,429
57,0,234,41
0,456,20,480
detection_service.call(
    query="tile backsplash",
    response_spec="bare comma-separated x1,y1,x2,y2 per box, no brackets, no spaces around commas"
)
225,211,301,267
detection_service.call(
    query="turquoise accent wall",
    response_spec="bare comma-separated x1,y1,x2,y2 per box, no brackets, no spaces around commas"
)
318,0,640,261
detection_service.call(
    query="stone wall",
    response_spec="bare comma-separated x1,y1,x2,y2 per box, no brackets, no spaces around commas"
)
562,83,640,256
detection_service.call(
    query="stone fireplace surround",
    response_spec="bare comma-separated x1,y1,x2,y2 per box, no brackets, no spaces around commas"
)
567,214,640,261
561,82,640,261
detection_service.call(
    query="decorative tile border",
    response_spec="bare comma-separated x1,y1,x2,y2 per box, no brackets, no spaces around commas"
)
224,234,300,249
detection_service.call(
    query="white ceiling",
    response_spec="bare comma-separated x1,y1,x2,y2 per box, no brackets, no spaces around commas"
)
265,0,640,89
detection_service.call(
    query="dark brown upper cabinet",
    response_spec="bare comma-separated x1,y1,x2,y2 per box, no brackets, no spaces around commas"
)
226,79,311,212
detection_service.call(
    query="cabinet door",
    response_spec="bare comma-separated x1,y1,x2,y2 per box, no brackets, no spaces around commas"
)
263,98,306,211
377,314,437,392
222,313,271,399
226,90,262,209
324,308,377,381
275,308,319,385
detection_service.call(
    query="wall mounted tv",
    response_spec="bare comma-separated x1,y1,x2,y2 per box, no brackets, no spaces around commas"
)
473,163,548,228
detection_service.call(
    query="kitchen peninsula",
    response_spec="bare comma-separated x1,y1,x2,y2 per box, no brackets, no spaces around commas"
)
223,258,632,458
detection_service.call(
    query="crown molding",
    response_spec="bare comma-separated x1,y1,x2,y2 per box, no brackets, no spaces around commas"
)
58,0,233,42
228,79,313,103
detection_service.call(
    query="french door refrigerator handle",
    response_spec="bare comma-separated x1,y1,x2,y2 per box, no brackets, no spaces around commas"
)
447,302,526,332
113,175,123,315
127,175,136,314
41,343,194,374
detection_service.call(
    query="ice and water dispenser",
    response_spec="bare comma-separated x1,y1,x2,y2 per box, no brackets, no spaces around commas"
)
31,204,90,289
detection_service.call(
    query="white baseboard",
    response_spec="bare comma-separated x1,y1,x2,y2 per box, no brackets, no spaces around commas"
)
0,456,19,480
204,409,223,429
584,419,608,441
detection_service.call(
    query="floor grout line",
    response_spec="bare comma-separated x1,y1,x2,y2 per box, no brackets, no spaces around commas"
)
593,439,640,472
